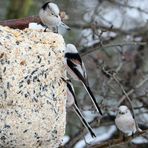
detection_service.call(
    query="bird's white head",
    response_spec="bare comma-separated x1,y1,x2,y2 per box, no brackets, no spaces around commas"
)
42,2,60,16
117,105,131,115
66,44,78,53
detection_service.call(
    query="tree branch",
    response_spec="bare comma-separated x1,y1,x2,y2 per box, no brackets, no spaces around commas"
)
80,41,146,57
0,16,41,29
102,67,138,123
91,129,148,148
0,13,67,30
118,76,148,105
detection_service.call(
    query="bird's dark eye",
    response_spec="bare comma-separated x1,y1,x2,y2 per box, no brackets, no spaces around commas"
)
51,12,58,17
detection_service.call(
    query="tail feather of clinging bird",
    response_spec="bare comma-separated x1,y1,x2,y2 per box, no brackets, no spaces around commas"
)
73,87,96,138
71,82,96,138
82,82,103,115
73,103,96,138
66,60,103,115
61,77,96,138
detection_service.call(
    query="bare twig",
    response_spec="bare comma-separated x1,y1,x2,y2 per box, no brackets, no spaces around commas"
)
91,129,148,148
80,41,146,57
0,16,41,29
64,117,100,148
68,22,128,34
118,76,148,105
0,14,67,30
101,67,139,131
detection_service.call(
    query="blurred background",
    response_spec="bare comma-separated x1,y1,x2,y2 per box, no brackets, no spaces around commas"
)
0,0,148,147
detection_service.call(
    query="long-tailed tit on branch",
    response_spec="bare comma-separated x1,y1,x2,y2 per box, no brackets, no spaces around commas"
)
39,2,70,33
61,77,96,138
64,44,102,115
115,105,137,136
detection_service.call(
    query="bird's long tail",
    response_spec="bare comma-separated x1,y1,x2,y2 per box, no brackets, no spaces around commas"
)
82,82,102,115
73,104,96,138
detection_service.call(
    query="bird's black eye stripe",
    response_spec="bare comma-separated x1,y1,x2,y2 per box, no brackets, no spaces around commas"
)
67,59,77,67
67,82,79,106
67,83,75,98
42,2,50,10
65,53,82,63
67,59,86,84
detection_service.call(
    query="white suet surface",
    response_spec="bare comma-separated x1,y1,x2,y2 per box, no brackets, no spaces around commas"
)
29,23,45,30
0,25,66,148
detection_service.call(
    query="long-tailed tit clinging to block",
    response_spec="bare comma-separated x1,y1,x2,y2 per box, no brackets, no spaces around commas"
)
115,105,137,136
64,44,102,115
39,2,70,32
61,77,96,138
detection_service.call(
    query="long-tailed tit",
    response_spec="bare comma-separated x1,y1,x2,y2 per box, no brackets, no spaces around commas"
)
39,2,70,32
61,78,96,138
115,105,137,136
64,44,102,115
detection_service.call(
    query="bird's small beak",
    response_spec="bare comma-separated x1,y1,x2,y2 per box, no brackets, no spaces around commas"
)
55,14,58,18
67,27,71,31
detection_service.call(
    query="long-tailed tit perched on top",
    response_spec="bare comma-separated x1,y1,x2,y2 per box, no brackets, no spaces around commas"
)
39,2,70,33
115,105,137,136
61,77,96,138
64,44,102,115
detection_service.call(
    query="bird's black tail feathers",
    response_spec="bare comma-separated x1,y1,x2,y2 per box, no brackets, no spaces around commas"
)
73,104,96,138
82,82,103,115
